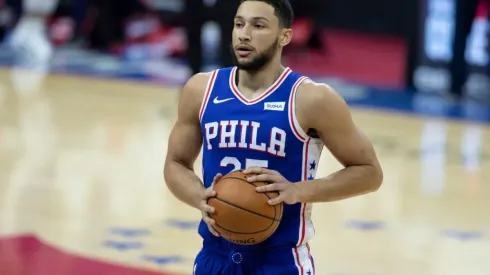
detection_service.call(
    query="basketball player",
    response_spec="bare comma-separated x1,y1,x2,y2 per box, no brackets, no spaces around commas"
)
164,0,383,274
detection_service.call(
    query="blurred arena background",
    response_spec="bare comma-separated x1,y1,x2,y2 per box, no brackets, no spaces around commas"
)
0,0,489,275
1,0,490,96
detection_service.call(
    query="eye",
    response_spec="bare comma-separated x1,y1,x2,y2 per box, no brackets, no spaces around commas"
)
235,22,244,28
255,24,264,29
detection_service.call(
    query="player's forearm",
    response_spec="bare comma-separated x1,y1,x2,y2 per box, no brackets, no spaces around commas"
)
163,160,205,210
297,164,383,203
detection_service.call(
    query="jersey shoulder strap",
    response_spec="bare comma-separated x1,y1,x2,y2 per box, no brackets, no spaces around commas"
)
198,67,234,121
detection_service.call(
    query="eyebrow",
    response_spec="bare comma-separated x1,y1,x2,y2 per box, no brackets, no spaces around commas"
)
235,15,270,22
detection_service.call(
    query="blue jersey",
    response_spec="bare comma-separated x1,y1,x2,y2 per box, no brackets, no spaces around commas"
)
198,66,323,251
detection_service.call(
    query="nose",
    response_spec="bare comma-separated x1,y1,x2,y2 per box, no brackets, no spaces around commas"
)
238,26,252,42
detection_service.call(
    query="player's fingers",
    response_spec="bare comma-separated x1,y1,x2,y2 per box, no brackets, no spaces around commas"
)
243,166,275,175
202,216,220,237
200,200,215,213
212,173,223,184
203,187,216,198
255,183,283,192
208,224,220,237
202,215,215,225
247,174,282,184
267,194,283,205
204,203,215,214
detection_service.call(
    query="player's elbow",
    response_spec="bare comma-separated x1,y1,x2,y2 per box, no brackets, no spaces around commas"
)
163,154,194,183
163,158,173,185
369,162,383,192
163,155,179,184
164,157,180,179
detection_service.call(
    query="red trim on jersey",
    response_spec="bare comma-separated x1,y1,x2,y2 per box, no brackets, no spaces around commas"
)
293,247,304,275
298,203,307,245
229,67,292,105
288,76,308,142
293,137,312,273
297,137,311,246
199,70,218,121
307,243,315,274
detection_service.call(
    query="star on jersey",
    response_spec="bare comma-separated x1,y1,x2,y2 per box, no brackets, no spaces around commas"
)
307,160,316,181
309,160,316,170
306,269,312,275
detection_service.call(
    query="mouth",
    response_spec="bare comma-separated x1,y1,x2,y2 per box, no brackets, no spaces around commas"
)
236,45,253,57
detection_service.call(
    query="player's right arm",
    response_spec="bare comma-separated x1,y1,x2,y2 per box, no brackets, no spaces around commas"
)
163,72,213,211
164,72,221,237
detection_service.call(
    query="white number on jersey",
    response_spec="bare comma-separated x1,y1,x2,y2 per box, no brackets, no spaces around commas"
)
220,157,269,171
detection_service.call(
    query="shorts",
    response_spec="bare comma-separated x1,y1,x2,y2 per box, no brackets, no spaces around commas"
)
192,240,316,275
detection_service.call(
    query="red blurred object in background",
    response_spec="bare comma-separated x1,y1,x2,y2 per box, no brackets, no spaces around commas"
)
48,16,75,45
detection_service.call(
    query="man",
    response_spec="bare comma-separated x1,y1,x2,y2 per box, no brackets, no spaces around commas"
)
289,0,326,51
164,0,383,274
448,0,489,98
183,0,241,75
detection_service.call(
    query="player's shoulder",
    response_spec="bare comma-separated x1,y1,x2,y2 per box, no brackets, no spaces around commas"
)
183,71,214,95
296,77,346,109
183,67,232,94
177,71,216,116
293,77,352,129
179,68,230,114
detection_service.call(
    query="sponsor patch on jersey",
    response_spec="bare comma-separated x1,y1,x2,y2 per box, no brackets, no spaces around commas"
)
264,102,285,111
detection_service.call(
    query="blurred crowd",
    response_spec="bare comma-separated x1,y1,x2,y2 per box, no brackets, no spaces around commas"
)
0,0,326,64
0,0,489,100
449,0,490,98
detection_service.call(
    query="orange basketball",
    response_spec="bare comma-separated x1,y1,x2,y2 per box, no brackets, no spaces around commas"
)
207,170,283,245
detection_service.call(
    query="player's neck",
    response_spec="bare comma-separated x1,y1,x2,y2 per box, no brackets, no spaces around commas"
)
237,62,286,93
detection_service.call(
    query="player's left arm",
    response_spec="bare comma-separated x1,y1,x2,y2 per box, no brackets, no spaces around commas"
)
292,82,383,202
246,81,383,204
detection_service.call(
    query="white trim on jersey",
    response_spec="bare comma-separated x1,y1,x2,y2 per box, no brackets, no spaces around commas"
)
292,120,323,274
229,66,292,105
297,138,323,247
199,70,218,122
292,244,316,275
288,76,309,142
286,73,323,274
291,74,323,245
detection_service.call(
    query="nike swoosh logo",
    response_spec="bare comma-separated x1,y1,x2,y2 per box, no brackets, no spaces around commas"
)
213,97,234,104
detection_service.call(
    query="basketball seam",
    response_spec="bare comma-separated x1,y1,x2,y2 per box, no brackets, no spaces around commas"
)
213,212,282,244
219,175,281,220
213,197,280,221
221,176,276,200
211,199,277,235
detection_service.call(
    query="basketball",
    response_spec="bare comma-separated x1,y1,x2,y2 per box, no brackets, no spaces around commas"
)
207,170,283,245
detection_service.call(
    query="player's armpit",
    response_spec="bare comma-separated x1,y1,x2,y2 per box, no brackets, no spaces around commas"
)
163,73,211,210
294,82,383,203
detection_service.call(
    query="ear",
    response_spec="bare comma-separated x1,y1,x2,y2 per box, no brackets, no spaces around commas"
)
279,28,293,47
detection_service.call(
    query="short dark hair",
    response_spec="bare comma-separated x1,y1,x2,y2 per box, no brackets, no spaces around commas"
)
240,0,294,28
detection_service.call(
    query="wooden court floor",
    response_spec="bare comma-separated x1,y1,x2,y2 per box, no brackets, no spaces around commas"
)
0,68,489,275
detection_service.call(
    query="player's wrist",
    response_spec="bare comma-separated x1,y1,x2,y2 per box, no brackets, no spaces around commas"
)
294,180,313,203
193,191,205,210
295,178,328,203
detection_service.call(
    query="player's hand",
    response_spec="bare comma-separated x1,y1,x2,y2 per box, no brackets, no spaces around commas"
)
243,167,303,205
200,173,222,237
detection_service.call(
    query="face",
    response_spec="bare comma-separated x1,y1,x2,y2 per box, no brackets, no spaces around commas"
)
231,1,292,71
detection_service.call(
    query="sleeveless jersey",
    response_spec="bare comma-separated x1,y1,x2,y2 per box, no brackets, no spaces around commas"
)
198,66,323,250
